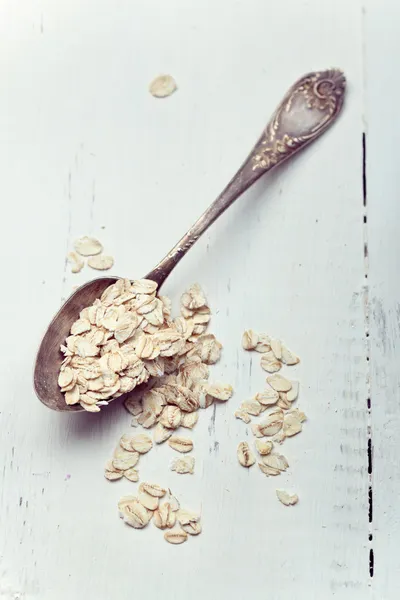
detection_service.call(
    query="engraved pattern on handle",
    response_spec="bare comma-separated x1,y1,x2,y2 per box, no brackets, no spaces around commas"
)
251,69,345,171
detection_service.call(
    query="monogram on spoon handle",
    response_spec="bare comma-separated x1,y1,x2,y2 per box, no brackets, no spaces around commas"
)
149,69,345,287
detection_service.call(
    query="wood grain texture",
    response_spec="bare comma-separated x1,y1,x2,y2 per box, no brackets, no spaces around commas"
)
365,2,400,598
0,0,369,598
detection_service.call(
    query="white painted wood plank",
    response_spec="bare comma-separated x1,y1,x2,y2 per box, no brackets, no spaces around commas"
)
0,1,368,598
365,2,400,598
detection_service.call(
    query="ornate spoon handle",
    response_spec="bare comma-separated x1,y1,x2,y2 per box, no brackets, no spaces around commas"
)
149,69,345,286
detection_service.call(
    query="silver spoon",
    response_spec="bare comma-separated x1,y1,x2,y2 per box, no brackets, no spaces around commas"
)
34,68,346,412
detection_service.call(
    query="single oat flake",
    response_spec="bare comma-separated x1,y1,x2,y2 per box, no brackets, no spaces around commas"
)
104,460,123,481
240,400,264,417
242,329,258,350
118,496,151,529
204,382,233,401
149,75,177,98
255,439,273,456
130,433,153,454
286,381,299,402
280,344,300,365
260,351,282,373
139,482,166,498
153,423,173,444
276,489,299,506
237,441,255,467
282,412,303,437
255,389,279,406
266,374,292,393
171,456,195,474
177,509,202,535
181,412,199,429
68,251,84,274
138,490,159,511
261,452,289,474
87,255,114,271
164,529,188,544
124,467,139,482
235,410,251,424
153,502,176,529
258,409,284,436
74,236,103,256
168,436,194,453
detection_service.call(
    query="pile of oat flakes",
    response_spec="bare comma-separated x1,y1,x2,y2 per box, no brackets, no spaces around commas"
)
60,280,233,544
60,276,305,543
58,280,231,413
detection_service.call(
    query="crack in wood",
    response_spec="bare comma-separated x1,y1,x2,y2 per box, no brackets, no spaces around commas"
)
363,131,374,578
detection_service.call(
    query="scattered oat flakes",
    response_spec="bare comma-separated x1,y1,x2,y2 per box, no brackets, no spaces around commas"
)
237,441,255,467
276,489,299,506
68,251,84,274
168,436,194,453
149,75,177,98
74,236,103,256
87,254,114,271
171,455,195,474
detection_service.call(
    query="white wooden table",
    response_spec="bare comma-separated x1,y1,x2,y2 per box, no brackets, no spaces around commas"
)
0,1,397,598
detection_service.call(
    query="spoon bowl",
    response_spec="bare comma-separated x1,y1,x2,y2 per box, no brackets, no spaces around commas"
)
34,69,346,412
34,278,117,411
